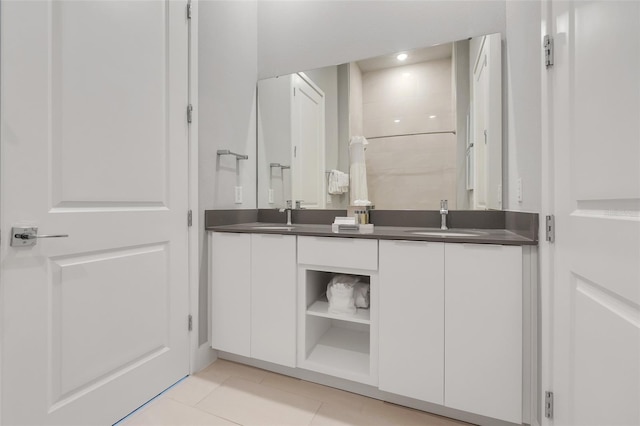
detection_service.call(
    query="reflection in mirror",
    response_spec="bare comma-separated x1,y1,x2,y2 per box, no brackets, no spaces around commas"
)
257,33,502,210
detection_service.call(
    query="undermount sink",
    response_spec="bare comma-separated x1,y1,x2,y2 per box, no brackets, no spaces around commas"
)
407,229,485,237
251,225,295,231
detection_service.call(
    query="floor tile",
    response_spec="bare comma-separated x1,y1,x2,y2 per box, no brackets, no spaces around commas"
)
260,372,368,410
362,399,470,426
196,376,322,426
310,402,370,426
121,397,238,426
164,373,230,406
199,359,268,383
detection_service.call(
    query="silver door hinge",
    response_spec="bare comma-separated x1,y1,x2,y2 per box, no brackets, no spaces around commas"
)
545,391,554,418
187,0,192,19
546,215,555,242
544,35,554,68
188,209,193,227
188,314,193,331
187,104,193,124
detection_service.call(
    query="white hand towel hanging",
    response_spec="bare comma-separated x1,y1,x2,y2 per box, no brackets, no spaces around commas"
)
327,170,348,195
349,136,369,205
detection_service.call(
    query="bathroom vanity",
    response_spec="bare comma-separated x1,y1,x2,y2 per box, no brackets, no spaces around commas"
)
207,211,537,426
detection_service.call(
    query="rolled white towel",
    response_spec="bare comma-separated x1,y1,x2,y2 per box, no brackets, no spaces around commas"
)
354,282,370,308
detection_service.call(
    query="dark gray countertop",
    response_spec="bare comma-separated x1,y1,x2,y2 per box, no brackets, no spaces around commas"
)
206,222,537,246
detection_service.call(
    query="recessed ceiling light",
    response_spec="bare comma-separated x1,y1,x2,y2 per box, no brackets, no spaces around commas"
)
429,115,437,119
396,53,408,61
394,119,401,123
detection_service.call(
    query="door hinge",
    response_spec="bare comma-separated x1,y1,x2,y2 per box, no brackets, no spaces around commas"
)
544,35,554,68
546,215,555,242
187,104,193,124
187,0,192,19
188,209,193,227
545,391,554,419
188,314,193,331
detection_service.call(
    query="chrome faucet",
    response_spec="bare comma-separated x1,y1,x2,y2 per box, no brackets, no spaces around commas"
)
440,200,449,230
279,200,293,226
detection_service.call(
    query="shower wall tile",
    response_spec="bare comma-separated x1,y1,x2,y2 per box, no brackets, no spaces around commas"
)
365,133,457,210
361,56,455,209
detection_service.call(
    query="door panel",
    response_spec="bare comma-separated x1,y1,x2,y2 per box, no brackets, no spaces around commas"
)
51,1,168,206
548,1,640,424
1,1,190,424
52,244,169,402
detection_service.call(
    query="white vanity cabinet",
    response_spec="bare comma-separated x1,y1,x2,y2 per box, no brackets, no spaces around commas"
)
210,232,297,367
378,240,445,405
210,232,251,356
444,243,522,424
250,233,297,367
210,229,530,425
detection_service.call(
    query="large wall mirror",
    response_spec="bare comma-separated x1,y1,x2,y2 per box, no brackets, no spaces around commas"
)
257,33,502,210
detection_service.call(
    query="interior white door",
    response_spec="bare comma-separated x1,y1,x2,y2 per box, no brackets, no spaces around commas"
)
0,1,190,424
546,1,640,425
291,73,326,209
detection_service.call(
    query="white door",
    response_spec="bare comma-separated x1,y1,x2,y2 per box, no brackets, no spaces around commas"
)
544,1,640,425
292,73,326,209
0,1,190,424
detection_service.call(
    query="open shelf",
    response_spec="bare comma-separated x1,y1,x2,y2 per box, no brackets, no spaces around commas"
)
299,267,377,386
306,295,370,324
304,324,370,381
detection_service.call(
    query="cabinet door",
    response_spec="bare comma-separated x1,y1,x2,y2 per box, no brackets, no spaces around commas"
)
210,232,251,357
444,243,522,423
379,240,444,405
251,234,297,367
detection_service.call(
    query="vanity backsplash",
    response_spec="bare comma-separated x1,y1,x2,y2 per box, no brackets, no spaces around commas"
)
205,209,538,242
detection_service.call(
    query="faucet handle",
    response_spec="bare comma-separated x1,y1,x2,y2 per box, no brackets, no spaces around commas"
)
285,200,292,209
295,200,304,209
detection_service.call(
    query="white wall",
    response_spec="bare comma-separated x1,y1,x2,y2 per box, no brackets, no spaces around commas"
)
504,0,541,212
198,0,257,344
257,1,506,80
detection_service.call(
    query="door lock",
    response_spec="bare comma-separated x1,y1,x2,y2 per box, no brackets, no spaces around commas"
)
10,227,69,247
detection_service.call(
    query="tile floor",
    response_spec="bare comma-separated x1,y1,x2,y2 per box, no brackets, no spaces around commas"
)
120,359,472,426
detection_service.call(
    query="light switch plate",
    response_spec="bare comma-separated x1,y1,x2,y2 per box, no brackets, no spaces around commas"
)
235,186,243,204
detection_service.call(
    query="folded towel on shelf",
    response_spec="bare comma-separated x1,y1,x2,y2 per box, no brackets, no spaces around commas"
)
328,170,349,195
326,274,361,315
354,282,370,308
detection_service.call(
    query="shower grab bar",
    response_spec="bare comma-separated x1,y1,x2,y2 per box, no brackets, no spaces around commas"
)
365,130,456,140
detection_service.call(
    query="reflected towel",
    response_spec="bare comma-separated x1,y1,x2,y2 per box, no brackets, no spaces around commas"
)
328,170,349,195
349,136,369,205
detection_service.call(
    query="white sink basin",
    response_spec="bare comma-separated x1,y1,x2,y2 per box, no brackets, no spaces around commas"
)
407,230,484,237
251,226,295,231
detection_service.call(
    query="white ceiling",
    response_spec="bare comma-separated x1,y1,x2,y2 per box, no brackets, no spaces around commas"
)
356,43,454,73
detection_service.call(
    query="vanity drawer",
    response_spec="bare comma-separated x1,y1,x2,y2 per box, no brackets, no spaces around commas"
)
298,236,378,270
